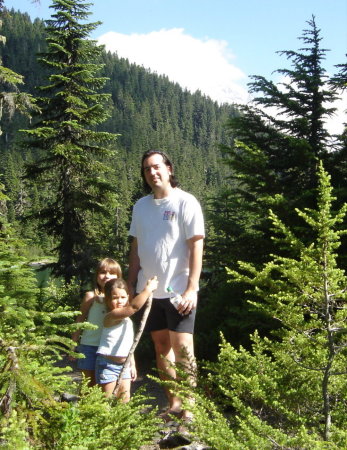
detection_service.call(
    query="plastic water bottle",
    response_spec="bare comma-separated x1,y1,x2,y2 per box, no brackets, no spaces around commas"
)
166,286,182,309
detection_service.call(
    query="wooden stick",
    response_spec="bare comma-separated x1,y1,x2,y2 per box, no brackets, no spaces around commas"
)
112,293,153,396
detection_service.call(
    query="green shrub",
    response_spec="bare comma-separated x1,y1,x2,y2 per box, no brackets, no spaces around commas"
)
36,382,160,449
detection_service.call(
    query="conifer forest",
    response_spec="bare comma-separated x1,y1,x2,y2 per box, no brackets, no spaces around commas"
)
0,1,346,448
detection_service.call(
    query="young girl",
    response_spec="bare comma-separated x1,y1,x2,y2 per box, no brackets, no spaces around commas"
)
95,276,158,402
71,258,122,386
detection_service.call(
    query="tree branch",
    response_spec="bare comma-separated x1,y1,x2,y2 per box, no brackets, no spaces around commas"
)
112,294,153,397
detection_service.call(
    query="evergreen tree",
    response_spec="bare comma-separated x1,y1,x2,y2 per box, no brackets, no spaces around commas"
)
200,17,345,356
23,0,118,283
180,163,347,447
0,211,76,416
216,16,340,243
330,54,347,93
328,55,347,212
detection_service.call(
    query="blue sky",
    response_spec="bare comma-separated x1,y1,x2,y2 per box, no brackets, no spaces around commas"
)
4,0,347,131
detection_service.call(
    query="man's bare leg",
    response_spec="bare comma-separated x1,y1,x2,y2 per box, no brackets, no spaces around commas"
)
151,329,181,412
169,330,196,420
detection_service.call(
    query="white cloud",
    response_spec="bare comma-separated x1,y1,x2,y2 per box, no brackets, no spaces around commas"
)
97,28,249,104
97,29,345,136
326,90,347,136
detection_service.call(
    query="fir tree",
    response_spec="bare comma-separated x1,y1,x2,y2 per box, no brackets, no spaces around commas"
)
0,214,77,417
23,0,118,283
201,17,345,356
176,163,347,447
330,54,347,93
245,21,346,242
214,16,341,255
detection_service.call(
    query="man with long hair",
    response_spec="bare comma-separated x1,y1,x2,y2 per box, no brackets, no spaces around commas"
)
128,150,204,422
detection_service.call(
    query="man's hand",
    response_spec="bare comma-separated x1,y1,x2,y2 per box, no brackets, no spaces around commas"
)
177,290,197,315
176,235,203,315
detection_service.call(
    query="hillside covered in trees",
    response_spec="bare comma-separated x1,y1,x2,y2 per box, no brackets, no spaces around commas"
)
0,8,237,269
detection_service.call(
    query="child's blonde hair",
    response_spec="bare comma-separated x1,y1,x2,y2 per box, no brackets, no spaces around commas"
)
94,258,122,295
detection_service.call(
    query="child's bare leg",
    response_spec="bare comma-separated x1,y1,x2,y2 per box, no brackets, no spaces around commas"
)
101,378,131,402
101,381,117,397
115,378,131,403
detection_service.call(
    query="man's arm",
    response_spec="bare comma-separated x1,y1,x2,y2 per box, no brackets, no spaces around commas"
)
127,237,140,299
178,235,204,315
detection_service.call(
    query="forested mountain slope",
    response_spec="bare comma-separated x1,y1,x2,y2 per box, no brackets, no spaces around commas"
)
0,9,237,263
0,9,237,190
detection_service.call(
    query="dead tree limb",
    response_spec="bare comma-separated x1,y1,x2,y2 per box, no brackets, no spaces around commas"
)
0,343,19,416
113,293,153,397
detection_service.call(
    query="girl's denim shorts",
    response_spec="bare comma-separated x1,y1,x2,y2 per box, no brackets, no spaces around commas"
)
95,354,131,384
76,344,98,371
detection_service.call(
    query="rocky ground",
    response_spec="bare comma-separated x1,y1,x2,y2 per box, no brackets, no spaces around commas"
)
133,373,210,449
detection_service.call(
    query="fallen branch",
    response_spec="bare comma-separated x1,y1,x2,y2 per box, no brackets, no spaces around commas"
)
113,293,153,396
0,343,19,416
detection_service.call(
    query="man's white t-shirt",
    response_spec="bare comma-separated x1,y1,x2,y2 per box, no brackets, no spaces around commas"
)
129,188,205,298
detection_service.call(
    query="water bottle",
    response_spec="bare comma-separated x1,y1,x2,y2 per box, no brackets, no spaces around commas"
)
166,286,182,309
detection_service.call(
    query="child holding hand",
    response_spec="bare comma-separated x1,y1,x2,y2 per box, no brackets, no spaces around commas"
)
96,276,158,402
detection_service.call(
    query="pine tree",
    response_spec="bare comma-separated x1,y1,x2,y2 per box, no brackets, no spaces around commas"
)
201,17,345,356
214,16,341,255
330,54,347,93
179,163,347,447
0,211,77,417
23,0,118,283
244,21,346,246
328,55,347,208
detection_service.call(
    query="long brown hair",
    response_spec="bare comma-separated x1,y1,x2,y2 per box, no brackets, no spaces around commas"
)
141,150,179,193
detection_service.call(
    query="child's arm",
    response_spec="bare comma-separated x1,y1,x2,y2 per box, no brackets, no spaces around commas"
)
104,276,158,327
71,291,95,344
131,276,158,311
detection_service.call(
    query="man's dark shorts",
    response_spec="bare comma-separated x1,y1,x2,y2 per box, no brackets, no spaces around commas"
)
145,297,196,334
